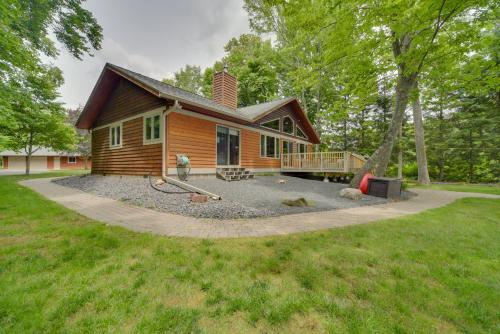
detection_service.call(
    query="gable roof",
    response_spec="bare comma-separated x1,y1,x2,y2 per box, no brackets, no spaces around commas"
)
77,63,320,143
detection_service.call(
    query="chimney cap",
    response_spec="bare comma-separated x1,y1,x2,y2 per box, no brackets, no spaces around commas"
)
223,64,228,73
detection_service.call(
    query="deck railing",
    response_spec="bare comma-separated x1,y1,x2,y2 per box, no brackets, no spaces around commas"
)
281,151,366,173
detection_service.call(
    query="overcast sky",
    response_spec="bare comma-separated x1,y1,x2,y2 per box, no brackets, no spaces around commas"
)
53,0,251,109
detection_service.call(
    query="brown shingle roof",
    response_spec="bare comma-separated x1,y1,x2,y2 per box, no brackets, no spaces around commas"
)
77,63,320,143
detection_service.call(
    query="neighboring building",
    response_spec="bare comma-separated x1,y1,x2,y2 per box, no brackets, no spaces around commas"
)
76,63,321,176
0,148,91,171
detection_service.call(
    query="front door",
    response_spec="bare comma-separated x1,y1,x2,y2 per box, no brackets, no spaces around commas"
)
217,126,240,166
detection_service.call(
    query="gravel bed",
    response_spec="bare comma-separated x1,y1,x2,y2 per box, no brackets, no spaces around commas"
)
53,174,407,219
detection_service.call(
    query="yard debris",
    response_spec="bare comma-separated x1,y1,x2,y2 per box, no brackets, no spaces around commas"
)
190,193,208,203
277,179,287,184
282,197,311,207
339,188,363,200
155,178,166,185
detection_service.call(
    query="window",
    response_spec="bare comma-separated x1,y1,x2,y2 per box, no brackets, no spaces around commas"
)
282,140,293,154
296,126,307,139
282,116,294,134
298,143,307,155
144,113,161,144
261,119,280,131
110,123,122,148
260,134,280,158
68,156,76,164
217,126,240,166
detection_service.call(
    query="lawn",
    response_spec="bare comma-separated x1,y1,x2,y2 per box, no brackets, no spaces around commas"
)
1,173,499,333
408,182,500,195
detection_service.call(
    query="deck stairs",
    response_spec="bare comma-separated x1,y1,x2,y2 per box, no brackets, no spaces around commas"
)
216,167,255,181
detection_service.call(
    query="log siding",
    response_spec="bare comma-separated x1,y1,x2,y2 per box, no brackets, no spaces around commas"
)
166,112,217,169
94,78,165,128
92,117,162,175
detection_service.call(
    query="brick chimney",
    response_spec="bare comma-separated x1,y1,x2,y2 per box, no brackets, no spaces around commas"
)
212,65,237,109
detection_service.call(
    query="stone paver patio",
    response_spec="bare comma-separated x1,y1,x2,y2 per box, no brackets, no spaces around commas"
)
20,177,500,239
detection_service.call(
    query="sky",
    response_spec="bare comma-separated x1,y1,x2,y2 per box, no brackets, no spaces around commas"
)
53,0,251,109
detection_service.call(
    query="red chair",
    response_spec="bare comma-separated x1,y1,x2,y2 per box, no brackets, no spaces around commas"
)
359,173,373,194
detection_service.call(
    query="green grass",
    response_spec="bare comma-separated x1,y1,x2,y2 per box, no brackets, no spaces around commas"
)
1,172,499,333
409,182,500,195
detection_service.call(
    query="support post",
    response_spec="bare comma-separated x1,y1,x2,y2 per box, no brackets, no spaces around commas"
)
344,151,350,173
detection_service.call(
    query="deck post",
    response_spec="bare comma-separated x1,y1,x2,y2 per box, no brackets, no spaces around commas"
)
344,152,350,173
320,153,323,172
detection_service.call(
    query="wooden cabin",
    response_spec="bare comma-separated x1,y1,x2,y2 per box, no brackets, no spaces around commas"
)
76,63,363,178
76,63,317,177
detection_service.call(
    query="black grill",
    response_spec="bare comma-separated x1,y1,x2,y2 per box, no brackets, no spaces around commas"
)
367,177,402,199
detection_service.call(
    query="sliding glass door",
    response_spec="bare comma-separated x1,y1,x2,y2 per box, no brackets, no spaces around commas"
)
217,126,240,166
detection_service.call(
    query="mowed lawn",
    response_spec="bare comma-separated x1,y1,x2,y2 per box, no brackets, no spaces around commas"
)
409,182,500,195
1,173,499,333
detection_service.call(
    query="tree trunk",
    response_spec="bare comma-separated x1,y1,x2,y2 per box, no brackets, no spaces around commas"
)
437,101,445,181
25,155,31,175
468,129,473,183
25,134,33,175
343,118,348,151
351,73,416,187
397,122,403,179
412,91,431,184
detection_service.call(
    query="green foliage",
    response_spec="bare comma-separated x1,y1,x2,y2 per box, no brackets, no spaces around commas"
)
243,0,498,182
0,0,102,172
1,173,499,332
162,65,204,95
66,108,91,166
222,34,278,106
0,66,76,157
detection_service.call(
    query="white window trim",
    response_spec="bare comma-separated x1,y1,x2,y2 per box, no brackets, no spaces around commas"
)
216,124,242,167
143,109,163,145
296,125,308,140
109,122,123,149
260,118,281,132
260,133,280,159
68,156,77,164
282,116,294,135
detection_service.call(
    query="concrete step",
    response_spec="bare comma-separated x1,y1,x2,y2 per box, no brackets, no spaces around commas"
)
216,167,255,181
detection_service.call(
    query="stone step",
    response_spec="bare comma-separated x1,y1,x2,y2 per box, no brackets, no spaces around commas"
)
216,167,254,181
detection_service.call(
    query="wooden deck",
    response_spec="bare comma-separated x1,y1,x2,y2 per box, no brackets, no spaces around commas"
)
281,151,366,173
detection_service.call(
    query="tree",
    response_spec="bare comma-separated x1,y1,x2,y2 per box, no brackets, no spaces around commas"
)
244,0,495,186
411,86,431,184
1,67,76,174
222,34,278,106
0,0,102,174
162,65,204,95
0,0,102,112
67,108,91,169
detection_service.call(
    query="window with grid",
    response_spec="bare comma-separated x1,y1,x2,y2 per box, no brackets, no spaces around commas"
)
144,113,161,143
110,124,122,148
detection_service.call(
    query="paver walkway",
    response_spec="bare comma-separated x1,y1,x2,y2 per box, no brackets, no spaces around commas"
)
21,178,500,239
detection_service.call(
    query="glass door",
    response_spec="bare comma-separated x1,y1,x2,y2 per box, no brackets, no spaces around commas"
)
217,126,240,166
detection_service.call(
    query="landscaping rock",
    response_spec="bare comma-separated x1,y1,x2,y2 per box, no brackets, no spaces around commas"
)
155,179,165,185
53,174,391,220
339,188,363,200
190,193,208,203
282,197,310,207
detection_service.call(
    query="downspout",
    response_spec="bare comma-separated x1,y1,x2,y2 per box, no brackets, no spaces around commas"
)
162,100,182,179
160,100,222,200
